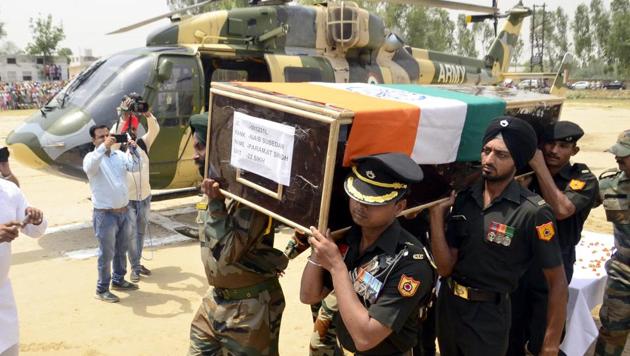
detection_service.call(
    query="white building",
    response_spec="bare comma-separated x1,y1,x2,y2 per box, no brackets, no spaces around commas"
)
69,49,99,78
0,54,69,82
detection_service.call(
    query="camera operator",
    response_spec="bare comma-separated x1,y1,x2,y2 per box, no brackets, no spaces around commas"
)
83,124,140,303
111,94,160,282
0,152,46,356
0,146,18,186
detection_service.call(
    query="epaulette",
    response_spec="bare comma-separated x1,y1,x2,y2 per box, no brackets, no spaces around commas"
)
599,168,620,180
524,193,547,207
572,162,593,175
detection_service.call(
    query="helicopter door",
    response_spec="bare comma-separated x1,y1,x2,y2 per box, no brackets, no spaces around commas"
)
264,54,336,82
149,54,203,189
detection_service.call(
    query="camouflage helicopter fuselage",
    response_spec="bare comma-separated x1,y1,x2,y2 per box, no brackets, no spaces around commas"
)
6,2,531,189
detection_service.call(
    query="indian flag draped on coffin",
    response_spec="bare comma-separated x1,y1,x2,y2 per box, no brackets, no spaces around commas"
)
238,82,506,166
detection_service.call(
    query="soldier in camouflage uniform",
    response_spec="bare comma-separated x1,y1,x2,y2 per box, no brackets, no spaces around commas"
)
188,114,289,356
595,129,630,356
285,230,343,356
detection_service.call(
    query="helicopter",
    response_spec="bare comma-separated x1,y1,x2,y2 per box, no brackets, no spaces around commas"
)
6,0,540,190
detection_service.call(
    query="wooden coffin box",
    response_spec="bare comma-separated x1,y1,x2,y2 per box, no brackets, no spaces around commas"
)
206,82,564,233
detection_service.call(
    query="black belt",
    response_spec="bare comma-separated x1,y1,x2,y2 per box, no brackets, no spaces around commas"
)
214,278,280,301
447,278,506,303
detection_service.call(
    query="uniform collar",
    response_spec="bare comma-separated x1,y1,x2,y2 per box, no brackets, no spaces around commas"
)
348,219,402,256
471,178,521,207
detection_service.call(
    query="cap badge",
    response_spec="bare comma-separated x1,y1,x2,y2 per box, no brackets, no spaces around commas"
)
366,170,376,179
565,137,574,142
500,119,509,127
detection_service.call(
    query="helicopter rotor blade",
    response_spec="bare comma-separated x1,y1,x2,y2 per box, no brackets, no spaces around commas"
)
106,0,215,35
385,0,498,14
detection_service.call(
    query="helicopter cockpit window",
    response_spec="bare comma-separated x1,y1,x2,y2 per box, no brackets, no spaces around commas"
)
50,53,152,126
211,69,248,82
154,56,197,127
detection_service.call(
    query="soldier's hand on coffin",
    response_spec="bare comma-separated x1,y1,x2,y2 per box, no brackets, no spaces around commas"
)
309,227,343,272
429,191,456,219
528,149,546,171
516,173,533,188
201,178,224,200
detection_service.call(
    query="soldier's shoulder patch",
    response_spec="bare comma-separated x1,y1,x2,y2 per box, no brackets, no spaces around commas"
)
569,179,586,191
398,274,420,297
538,199,547,206
536,221,555,241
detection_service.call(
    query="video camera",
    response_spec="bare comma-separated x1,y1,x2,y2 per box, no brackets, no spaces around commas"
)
121,92,149,113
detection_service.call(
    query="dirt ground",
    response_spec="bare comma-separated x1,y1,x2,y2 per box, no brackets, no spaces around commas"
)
1,100,628,355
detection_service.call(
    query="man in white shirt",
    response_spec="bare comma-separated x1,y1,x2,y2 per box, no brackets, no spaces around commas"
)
83,124,140,303
0,175,47,356
111,103,160,283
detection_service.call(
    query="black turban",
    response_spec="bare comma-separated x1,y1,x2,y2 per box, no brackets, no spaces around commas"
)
482,116,537,170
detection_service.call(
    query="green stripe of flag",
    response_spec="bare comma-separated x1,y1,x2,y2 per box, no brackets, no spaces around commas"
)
381,84,506,162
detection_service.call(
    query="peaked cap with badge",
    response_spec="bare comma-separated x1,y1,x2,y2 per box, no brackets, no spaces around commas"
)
606,129,630,158
344,152,423,205
543,121,584,143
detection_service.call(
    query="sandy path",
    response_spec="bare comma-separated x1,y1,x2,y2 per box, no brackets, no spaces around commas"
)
2,101,627,355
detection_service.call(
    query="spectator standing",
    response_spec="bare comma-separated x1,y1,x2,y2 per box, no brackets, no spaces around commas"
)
111,98,160,282
0,160,46,356
83,124,140,303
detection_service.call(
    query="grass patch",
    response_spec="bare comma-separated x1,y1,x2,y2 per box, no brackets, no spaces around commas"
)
566,89,630,101
565,99,630,109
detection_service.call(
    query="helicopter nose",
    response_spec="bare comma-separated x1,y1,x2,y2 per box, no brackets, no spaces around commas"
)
6,127,51,170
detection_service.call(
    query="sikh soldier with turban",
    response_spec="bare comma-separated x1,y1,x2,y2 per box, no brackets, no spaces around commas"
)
429,116,568,356
187,113,289,356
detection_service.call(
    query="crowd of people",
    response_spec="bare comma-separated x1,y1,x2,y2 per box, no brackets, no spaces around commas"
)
0,92,628,356
0,80,66,111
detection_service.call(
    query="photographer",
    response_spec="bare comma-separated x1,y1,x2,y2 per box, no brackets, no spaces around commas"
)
83,124,140,303
111,94,160,282
0,146,18,186
0,161,46,356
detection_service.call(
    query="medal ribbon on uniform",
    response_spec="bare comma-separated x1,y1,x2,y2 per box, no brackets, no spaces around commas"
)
486,221,515,246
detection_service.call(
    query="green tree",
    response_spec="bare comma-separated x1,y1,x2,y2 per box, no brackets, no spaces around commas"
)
589,0,611,59
0,41,23,55
511,38,524,67
607,0,630,77
167,0,248,13
480,22,494,56
572,4,593,64
548,7,569,70
57,47,73,64
455,15,477,57
26,14,65,65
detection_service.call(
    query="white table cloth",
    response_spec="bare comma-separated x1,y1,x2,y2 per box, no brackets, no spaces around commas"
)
560,231,614,356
